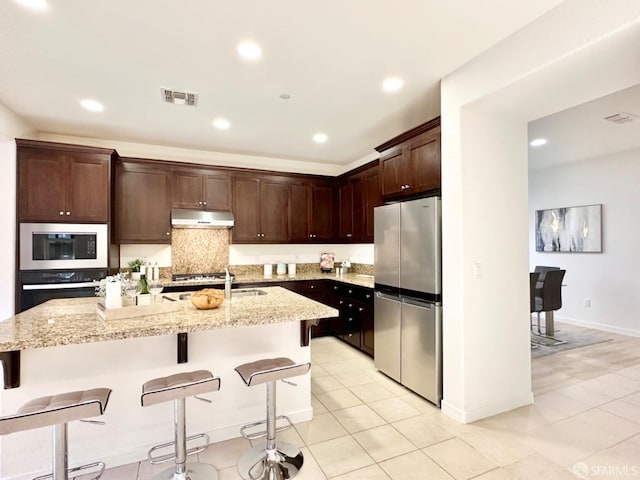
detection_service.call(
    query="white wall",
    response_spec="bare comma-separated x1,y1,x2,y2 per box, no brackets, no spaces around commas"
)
0,141,16,320
229,243,374,266
440,0,640,422
529,148,640,336
0,100,33,320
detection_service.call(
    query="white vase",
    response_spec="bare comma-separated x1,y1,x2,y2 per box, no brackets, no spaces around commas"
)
105,281,123,309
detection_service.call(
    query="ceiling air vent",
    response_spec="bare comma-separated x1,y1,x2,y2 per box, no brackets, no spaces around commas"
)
161,88,198,106
604,112,638,124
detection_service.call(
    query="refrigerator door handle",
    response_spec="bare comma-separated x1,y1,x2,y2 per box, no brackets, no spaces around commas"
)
401,297,436,309
375,291,400,302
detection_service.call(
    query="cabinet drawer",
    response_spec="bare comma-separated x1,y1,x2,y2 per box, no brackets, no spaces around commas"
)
343,285,373,303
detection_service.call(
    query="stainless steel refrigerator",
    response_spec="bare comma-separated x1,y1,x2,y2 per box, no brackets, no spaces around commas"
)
374,197,442,406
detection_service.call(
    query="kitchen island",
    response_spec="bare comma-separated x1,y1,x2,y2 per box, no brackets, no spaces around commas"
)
0,287,337,480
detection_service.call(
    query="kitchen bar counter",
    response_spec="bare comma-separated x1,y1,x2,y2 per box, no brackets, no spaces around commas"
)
0,287,336,478
168,272,375,289
0,286,337,352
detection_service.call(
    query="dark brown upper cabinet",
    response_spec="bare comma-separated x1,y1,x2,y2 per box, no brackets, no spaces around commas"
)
17,140,114,223
171,168,230,211
289,180,335,243
232,174,289,243
338,161,379,243
310,182,335,241
116,159,173,244
376,117,441,200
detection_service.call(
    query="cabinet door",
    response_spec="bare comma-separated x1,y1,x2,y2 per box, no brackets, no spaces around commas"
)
260,179,289,242
407,128,441,194
116,163,172,243
172,171,203,209
352,175,365,241
338,181,353,240
380,146,406,197
18,148,67,221
67,154,109,222
361,301,374,357
231,177,261,242
310,183,334,241
363,167,380,243
203,173,231,211
288,183,310,242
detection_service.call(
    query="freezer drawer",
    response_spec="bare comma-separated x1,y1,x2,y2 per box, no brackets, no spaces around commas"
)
401,300,442,406
373,293,401,382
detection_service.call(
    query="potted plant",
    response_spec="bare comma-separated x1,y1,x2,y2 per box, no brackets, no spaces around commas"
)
128,258,144,280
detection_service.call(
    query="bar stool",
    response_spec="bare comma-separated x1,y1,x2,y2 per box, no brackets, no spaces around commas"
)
141,370,220,480
0,387,111,480
235,357,311,480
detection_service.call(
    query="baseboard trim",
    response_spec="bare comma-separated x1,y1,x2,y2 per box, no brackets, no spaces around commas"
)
441,391,534,424
556,316,640,338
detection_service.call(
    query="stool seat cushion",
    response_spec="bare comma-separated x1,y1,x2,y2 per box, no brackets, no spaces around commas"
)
0,388,111,436
141,370,220,407
235,357,311,387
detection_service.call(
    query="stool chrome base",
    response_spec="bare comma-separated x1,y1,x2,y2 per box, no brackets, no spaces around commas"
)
238,441,303,480
151,462,219,480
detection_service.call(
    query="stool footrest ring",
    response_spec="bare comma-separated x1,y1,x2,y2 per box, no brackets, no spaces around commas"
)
34,461,106,480
240,415,292,440
147,433,210,465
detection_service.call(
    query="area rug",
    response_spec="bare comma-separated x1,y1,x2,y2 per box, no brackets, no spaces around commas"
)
531,329,612,358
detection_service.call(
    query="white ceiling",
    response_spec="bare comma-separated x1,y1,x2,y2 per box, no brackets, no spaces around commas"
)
1,0,564,167
529,83,640,170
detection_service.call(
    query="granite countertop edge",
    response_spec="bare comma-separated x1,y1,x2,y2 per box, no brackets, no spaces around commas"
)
0,287,338,352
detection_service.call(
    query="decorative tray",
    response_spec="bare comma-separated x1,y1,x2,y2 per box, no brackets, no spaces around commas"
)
96,296,183,320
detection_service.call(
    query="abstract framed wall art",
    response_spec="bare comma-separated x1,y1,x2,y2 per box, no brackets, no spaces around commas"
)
535,204,602,253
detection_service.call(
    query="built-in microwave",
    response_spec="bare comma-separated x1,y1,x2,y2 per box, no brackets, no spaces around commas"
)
19,223,108,270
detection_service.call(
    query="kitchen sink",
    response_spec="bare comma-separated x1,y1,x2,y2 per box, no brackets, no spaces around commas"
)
231,289,267,297
179,289,266,300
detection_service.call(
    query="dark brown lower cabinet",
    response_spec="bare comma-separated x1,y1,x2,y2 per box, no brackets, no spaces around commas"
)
281,280,337,338
163,279,373,355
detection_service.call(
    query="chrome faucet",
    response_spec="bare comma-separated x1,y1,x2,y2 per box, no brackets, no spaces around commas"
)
224,267,232,300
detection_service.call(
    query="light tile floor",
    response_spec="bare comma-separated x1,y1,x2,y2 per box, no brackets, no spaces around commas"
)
85,323,640,479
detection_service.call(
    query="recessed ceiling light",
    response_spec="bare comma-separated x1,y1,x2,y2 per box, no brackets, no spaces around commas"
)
280,94,291,100
382,77,404,93
237,41,262,60
213,118,230,130
80,99,104,112
529,138,547,147
15,0,48,10
313,133,328,144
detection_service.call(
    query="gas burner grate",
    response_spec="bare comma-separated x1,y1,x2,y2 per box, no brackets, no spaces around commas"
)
171,272,234,282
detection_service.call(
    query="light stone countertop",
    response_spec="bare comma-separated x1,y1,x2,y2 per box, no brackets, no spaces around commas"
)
168,272,375,289
0,287,338,352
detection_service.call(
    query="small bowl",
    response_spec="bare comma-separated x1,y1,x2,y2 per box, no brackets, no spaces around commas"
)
190,289,224,310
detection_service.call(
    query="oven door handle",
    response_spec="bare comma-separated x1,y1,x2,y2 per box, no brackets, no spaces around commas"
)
22,282,99,291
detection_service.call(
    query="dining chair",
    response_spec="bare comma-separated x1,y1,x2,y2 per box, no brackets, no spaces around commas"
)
533,265,561,290
529,272,540,349
533,269,566,345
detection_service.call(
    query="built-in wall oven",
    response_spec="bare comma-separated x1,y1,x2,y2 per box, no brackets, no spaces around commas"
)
19,269,107,312
18,223,109,312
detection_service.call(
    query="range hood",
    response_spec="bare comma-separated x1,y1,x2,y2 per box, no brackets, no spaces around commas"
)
171,209,234,228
